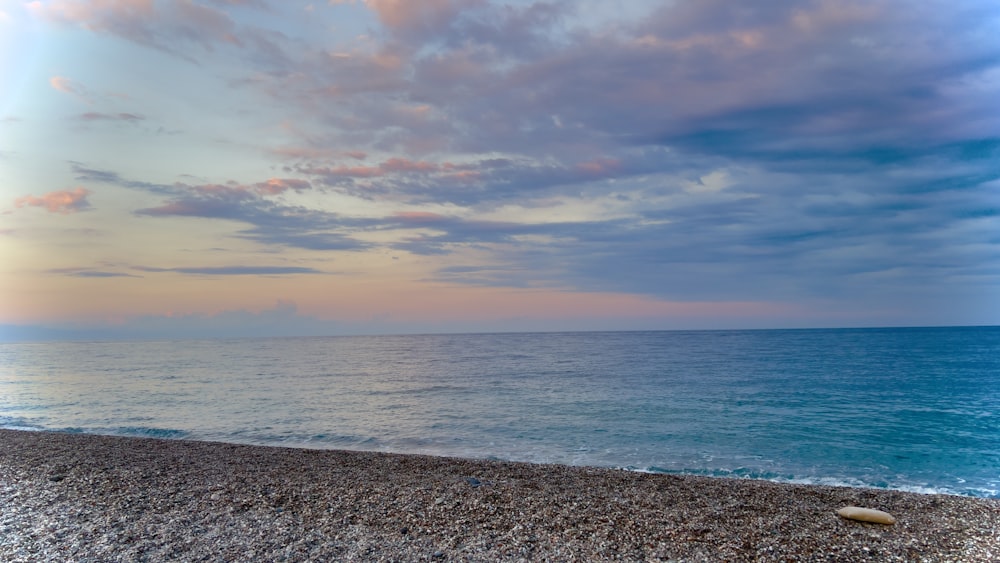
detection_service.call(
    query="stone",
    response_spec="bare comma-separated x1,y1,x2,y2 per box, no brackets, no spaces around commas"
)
837,506,896,525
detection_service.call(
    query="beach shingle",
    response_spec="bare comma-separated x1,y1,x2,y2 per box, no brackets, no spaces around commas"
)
1,429,997,562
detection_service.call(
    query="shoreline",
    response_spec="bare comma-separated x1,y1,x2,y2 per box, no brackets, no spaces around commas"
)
7,426,992,500
2,429,997,561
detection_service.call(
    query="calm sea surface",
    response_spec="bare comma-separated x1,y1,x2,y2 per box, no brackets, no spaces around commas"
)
1,327,997,497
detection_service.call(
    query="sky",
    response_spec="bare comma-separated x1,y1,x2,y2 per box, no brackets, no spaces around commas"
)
1,0,999,340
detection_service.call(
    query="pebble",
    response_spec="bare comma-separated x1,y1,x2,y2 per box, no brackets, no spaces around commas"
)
2,429,997,562
837,506,897,525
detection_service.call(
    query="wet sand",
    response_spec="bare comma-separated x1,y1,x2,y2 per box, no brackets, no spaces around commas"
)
1,429,997,561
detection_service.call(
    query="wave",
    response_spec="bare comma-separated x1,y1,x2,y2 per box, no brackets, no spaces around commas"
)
216,429,383,450
110,426,191,439
4,418,996,499
0,421,191,440
0,417,45,432
626,465,999,499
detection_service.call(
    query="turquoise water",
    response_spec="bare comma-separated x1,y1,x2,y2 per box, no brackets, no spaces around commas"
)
1,327,997,497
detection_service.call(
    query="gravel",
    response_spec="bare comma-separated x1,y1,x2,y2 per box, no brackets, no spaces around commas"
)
1,429,997,561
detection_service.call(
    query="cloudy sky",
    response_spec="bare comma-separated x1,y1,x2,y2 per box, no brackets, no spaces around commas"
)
1,0,998,339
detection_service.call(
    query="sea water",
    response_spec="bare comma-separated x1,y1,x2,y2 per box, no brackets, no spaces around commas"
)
1,327,997,498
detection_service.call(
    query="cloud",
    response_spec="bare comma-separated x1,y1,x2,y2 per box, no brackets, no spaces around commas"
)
130,178,314,216
364,0,478,38
383,211,588,256
137,198,244,218
77,167,313,206
402,2,996,165
47,0,295,70
48,268,142,278
49,264,325,278
135,265,325,276
14,187,93,214
35,1,1000,171
24,3,999,328
298,157,438,181
203,0,268,7
268,146,368,161
235,228,372,251
78,124,998,311
70,162,179,196
294,153,655,207
77,111,145,122
77,167,373,251
49,75,93,103
363,0,565,59
30,0,249,60
49,75,81,93
254,178,311,195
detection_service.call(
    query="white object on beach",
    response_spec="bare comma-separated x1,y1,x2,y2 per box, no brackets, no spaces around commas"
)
837,506,896,525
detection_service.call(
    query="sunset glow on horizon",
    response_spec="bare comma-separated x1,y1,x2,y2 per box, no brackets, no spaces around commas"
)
2,0,998,339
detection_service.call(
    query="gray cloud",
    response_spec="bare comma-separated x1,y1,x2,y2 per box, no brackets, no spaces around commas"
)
44,1,1000,325
48,264,324,278
69,164,371,253
71,162,177,196
48,268,142,278
77,112,145,123
135,266,325,276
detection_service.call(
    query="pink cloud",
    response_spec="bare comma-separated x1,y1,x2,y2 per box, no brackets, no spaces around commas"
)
576,157,622,176
32,0,155,30
365,0,466,32
49,75,92,103
49,75,77,93
394,211,448,224
14,187,92,214
253,178,311,195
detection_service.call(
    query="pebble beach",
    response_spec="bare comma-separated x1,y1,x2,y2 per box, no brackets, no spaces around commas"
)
1,429,997,562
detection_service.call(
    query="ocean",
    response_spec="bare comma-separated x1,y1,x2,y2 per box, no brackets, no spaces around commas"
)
1,327,997,498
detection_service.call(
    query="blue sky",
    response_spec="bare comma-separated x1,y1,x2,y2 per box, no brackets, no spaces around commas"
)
1,0,999,340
